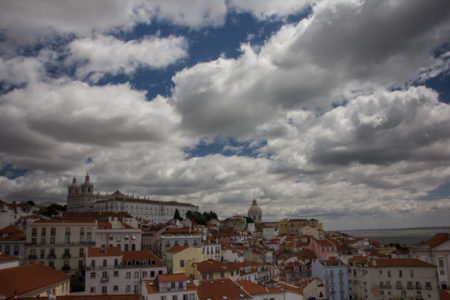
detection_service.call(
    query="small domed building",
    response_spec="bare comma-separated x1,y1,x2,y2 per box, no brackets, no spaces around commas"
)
248,199,262,224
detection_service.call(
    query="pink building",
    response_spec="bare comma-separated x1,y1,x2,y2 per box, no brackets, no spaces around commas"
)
309,239,337,260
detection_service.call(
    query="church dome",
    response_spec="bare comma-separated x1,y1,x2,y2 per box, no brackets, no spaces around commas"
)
248,199,262,223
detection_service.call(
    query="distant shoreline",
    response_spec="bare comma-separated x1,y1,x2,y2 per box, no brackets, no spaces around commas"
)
340,226,450,232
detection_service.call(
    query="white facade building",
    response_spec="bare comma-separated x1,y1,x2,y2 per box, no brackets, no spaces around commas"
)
85,246,167,295
142,273,197,300
67,175,198,223
95,221,141,252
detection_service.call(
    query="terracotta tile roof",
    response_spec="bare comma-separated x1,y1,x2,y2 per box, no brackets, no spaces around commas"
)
88,246,122,257
441,290,450,300
0,263,69,298
278,282,303,295
370,258,435,268
144,280,159,293
194,260,240,273
313,239,336,248
97,223,112,229
348,256,368,264
0,225,24,234
0,253,20,262
0,233,25,241
167,246,189,254
197,278,252,300
157,273,189,282
235,280,268,295
121,250,163,265
421,233,449,249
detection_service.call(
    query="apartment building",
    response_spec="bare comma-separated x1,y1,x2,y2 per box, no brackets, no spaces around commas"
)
158,227,202,259
85,246,167,295
166,246,206,274
0,224,26,263
348,257,440,300
278,218,323,235
95,221,141,251
25,219,97,273
311,256,349,300
191,259,240,281
141,273,197,300
310,239,338,260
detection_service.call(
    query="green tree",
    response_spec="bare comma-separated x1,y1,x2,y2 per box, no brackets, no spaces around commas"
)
173,209,183,221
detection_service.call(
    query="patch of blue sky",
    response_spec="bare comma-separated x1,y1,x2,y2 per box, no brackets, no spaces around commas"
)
111,10,311,100
418,181,450,201
184,136,267,159
0,164,28,179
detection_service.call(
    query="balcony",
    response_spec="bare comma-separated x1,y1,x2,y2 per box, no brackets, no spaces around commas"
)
63,253,71,258
47,253,56,258
62,266,71,272
101,276,109,283
396,283,403,289
28,254,37,260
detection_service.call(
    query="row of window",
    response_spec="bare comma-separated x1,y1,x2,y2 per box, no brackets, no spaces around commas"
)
379,281,432,290
31,227,92,236
0,244,20,255
90,269,163,279
31,236,93,245
159,294,195,300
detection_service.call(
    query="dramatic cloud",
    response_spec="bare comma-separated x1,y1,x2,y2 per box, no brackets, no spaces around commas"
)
1,0,450,229
68,35,188,81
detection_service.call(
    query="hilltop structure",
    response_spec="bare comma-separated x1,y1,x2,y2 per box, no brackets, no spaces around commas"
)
66,174,198,223
247,199,262,224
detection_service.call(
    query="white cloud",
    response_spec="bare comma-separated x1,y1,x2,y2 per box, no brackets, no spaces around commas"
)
67,35,188,82
0,0,227,49
229,0,314,19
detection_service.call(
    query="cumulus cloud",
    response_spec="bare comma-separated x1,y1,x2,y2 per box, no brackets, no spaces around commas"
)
172,0,450,137
0,0,227,49
67,35,188,82
229,0,313,19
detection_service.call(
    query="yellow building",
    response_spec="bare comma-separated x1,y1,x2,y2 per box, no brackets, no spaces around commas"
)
0,263,70,298
25,219,97,273
278,218,323,235
166,245,207,275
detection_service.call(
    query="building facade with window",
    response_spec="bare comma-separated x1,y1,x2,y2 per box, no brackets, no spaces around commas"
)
24,219,97,273
0,225,26,263
410,232,450,290
67,175,198,224
348,257,440,300
85,246,167,295
95,221,141,252
141,273,197,300
158,228,203,259
311,256,349,300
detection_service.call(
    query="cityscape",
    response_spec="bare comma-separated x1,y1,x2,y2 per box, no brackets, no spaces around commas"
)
0,176,449,299
1,0,450,300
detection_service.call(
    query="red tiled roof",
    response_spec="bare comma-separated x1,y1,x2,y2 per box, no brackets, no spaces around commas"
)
157,273,189,282
194,260,240,273
88,246,121,257
0,233,25,241
278,282,303,295
0,263,69,298
235,280,268,295
371,258,435,268
97,223,112,229
421,233,449,249
167,246,189,254
0,253,20,262
348,256,368,264
121,251,163,265
0,225,24,234
441,290,450,300
313,240,335,248
197,278,252,300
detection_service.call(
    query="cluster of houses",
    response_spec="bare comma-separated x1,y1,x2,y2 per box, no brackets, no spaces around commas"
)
0,188,449,300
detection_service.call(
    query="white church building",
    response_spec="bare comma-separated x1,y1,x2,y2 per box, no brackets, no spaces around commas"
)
67,175,198,224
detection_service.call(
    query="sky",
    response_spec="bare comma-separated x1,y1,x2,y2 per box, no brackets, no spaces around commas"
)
0,0,450,230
